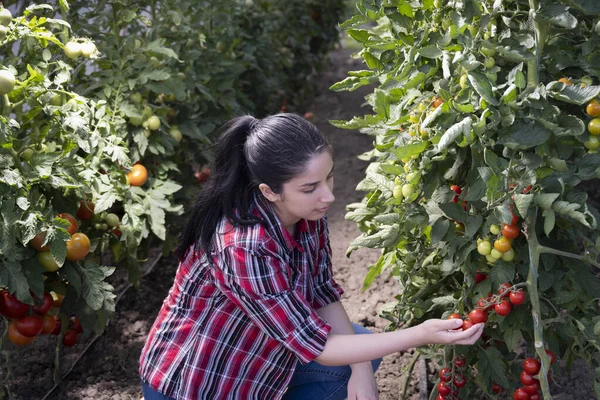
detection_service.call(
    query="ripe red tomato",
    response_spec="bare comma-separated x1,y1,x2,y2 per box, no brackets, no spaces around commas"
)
502,224,520,240
62,329,79,347
498,283,512,297
0,290,30,319
66,232,91,262
513,388,530,400
450,185,462,194
437,381,451,396
41,315,57,334
439,367,452,382
522,185,533,194
29,232,49,251
462,319,474,330
477,297,493,311
195,167,211,183
435,396,445,400
70,316,83,334
50,316,62,335
509,290,526,306
32,291,54,315
76,200,95,220
8,320,35,346
127,164,148,186
492,383,504,394
58,213,78,235
15,315,44,337
529,394,541,400
523,357,541,375
453,374,466,388
469,308,488,324
523,381,540,395
475,272,487,283
454,355,466,368
546,349,556,365
494,300,511,316
448,313,461,320
520,371,536,385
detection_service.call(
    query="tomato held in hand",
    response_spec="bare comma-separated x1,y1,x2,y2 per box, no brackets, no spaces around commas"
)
462,319,474,330
66,233,91,262
523,357,541,375
502,224,520,239
8,320,35,346
509,290,526,306
469,308,488,324
494,300,511,316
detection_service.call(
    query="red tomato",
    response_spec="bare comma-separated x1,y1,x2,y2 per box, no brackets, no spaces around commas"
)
436,396,445,400
494,300,511,316
195,167,210,183
477,297,493,311
523,357,541,375
522,185,532,194
0,290,30,319
497,283,512,298
437,381,451,396
513,388,530,400
8,320,35,346
41,315,57,334
462,319,474,330
76,200,95,220
509,290,526,306
448,313,461,320
29,232,49,251
475,272,487,283
502,224,520,239
127,164,148,186
58,213,78,235
439,367,452,382
62,329,79,347
453,374,466,388
529,394,541,400
50,316,62,335
15,315,44,337
492,383,504,394
469,308,488,324
32,291,54,315
523,381,540,395
450,185,462,194
520,371,536,386
70,316,83,334
546,349,556,365
454,355,466,368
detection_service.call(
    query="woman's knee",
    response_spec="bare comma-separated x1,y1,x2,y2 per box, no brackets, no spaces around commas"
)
350,323,383,372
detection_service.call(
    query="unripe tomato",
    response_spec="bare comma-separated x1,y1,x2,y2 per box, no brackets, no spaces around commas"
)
79,41,96,58
41,315,57,334
490,248,503,259
509,290,526,306
584,136,600,150
0,8,12,26
513,388,529,400
105,213,120,227
489,224,500,235
58,213,78,235
29,232,49,251
38,251,60,272
587,99,600,117
401,183,415,198
459,74,468,89
477,240,492,255
8,320,34,346
62,329,79,347
501,248,515,262
494,300,511,316
0,290,30,319
485,254,497,263
127,164,148,186
66,233,91,262
130,92,143,104
15,315,44,337
146,115,161,130
64,41,82,59
523,357,541,375
0,69,16,96
484,57,495,69
502,224,520,239
33,291,54,315
76,200,95,220
469,308,488,324
480,45,496,57
494,237,512,253
169,127,183,143
588,118,600,135
393,185,403,200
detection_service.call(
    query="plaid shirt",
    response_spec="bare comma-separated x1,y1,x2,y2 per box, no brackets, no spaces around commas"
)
139,195,344,399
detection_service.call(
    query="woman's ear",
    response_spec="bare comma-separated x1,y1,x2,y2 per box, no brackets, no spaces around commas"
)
258,183,281,203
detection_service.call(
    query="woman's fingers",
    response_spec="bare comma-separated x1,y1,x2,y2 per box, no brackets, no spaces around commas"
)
449,323,484,344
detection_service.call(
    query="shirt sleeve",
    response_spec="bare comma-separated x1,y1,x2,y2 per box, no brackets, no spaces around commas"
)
210,244,331,365
311,217,344,310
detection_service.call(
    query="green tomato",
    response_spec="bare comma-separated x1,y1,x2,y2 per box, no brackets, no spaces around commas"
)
480,45,496,57
405,172,417,182
490,224,500,235
105,213,120,227
467,24,478,37
584,136,600,150
143,129,152,138
490,248,503,259
486,254,497,263
484,57,496,69
477,241,492,255
80,42,96,58
20,148,34,161
501,248,515,262
0,25,8,41
38,251,60,272
142,105,153,119
49,93,63,106
401,183,415,198
169,127,183,143
434,0,443,8
130,93,143,104
64,41,81,59
394,176,402,186
459,74,468,89
0,8,12,26
146,115,161,131
393,185,403,200
0,69,15,96
129,114,144,126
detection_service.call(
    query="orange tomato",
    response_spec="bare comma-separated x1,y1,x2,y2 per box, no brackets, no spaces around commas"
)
66,233,91,262
558,77,573,85
58,213,78,235
127,164,148,186
432,96,444,108
8,320,35,346
493,237,512,253
41,315,57,334
501,224,520,240
29,232,49,251
586,99,600,117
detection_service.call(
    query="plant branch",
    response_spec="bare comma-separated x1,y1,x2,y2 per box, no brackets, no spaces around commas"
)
538,246,600,269
400,351,420,400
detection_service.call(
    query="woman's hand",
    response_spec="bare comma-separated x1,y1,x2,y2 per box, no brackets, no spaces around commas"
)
419,319,484,345
347,363,379,400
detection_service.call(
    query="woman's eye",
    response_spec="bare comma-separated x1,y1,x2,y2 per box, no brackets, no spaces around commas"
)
303,187,316,194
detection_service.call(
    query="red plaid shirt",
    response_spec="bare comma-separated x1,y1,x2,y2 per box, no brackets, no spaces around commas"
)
139,195,344,399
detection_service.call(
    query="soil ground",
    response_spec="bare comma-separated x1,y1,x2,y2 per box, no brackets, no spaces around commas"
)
5,48,597,400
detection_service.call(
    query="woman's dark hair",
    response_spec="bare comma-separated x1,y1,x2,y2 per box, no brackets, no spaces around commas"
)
175,113,331,260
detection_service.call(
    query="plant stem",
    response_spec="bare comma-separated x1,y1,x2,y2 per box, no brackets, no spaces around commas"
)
1,94,10,117
538,245,600,269
400,351,421,400
524,209,553,399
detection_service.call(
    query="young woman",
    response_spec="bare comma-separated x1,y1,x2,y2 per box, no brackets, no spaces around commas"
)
139,113,484,400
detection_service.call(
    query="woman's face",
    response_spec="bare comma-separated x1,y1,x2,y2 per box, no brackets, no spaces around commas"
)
268,151,335,229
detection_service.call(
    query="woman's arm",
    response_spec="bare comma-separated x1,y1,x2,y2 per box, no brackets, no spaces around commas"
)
314,317,484,367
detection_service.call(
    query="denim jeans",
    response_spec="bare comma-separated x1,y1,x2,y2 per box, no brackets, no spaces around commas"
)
282,323,382,400
141,323,382,400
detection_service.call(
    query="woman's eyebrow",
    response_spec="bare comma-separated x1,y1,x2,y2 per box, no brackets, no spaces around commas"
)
299,164,335,187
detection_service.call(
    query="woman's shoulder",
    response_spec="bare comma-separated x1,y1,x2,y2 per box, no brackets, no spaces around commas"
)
211,215,275,254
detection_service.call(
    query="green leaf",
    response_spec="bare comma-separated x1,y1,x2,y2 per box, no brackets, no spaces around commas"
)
535,193,560,210
543,209,556,236
539,4,577,29
418,46,443,59
437,117,471,151
348,29,371,43
497,120,551,150
0,261,31,304
394,142,430,160
504,327,524,352
438,203,468,223
362,252,395,291
512,194,533,218
477,347,510,388
364,51,383,70
467,71,499,106
546,82,600,105
489,262,515,289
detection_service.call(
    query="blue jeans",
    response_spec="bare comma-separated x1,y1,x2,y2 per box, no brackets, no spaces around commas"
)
282,323,382,400
141,381,175,400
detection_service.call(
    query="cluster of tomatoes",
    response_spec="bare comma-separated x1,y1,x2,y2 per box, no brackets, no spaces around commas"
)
1,290,82,347
63,40,97,59
512,353,556,400
584,98,600,151
476,218,519,264
76,199,122,238
29,212,91,272
436,355,466,400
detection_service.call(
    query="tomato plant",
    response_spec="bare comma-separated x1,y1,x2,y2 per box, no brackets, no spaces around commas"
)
333,0,600,397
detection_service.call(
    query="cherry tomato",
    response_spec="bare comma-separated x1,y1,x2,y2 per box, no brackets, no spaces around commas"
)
546,349,556,365
453,374,466,388
127,164,148,186
494,237,512,253
477,298,492,311
76,200,95,220
432,96,444,108
452,195,459,203
70,316,83,334
522,185,533,194
558,77,573,85
492,383,504,394
584,136,600,150
436,396,445,400
511,212,519,226
475,272,487,283
33,291,54,315
513,388,530,400
29,232,49,251
62,329,79,347
0,290,30,319
489,224,500,235
529,394,541,400
15,315,44,337
520,371,536,386
50,316,62,335
469,308,488,324
523,357,541,375
8,320,35,346
448,313,461,320
66,232,91,262
462,319,474,330
41,315,57,334
38,251,60,272
501,248,515,262
494,300,511,316
477,241,492,255
439,367,452,382
523,381,540,395
106,213,120,227
437,381,451,396
497,283,512,297
502,224,520,239
454,355,466,368
589,118,600,136
509,290,526,306
587,98,600,117
450,185,462,194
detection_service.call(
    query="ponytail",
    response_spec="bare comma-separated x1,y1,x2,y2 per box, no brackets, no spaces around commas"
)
174,115,262,260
